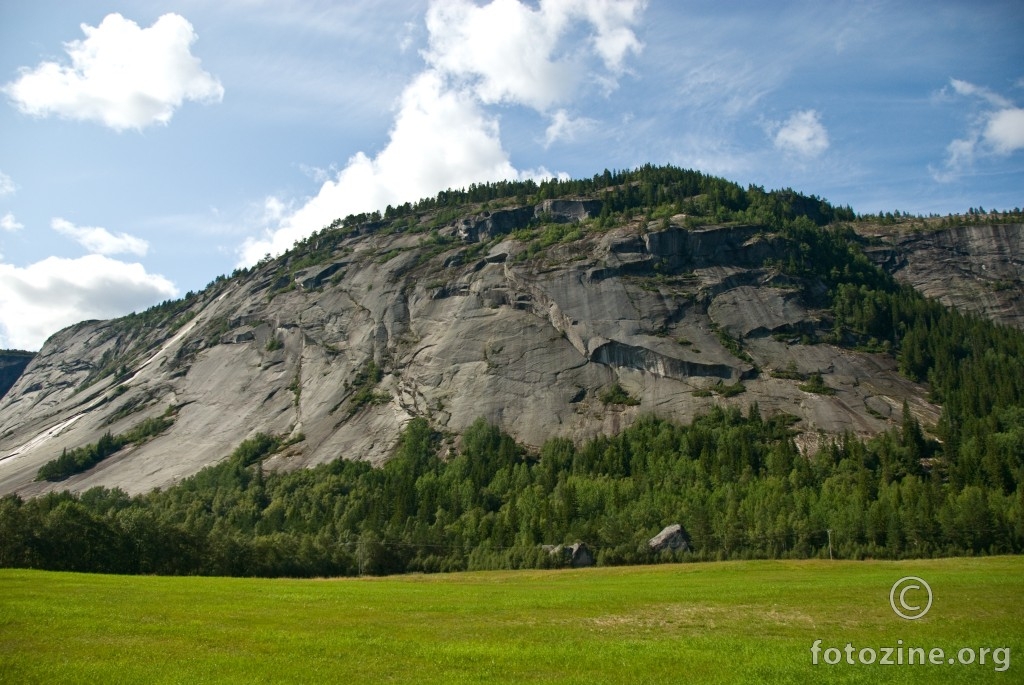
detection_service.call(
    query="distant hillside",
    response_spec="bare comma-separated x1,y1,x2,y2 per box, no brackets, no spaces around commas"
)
0,351,34,400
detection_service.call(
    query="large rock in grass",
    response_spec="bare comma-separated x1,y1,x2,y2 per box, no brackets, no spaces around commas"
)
543,542,595,568
649,524,689,552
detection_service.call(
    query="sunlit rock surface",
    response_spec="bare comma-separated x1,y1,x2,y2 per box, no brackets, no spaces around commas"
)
1,213,1018,497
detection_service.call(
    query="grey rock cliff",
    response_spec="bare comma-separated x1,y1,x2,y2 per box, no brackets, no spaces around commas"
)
1,212,1018,497
863,223,1024,329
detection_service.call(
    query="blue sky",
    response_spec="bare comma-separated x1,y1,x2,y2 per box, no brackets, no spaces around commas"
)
0,0,1022,350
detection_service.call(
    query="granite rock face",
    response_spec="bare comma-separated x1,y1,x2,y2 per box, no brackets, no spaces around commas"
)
862,223,1024,329
1,211,1018,497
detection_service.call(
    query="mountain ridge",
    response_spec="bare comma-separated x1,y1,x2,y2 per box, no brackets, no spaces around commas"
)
1,166,1021,498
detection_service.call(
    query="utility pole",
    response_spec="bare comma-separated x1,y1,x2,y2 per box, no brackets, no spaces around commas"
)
827,529,833,560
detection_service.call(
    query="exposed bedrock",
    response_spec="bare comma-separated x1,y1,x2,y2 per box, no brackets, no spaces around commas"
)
2,218,1016,497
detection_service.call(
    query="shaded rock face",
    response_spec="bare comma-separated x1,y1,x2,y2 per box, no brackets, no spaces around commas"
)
0,352,34,400
543,542,595,568
537,199,602,222
863,223,1024,329
456,198,601,242
295,262,346,291
4,209,1007,498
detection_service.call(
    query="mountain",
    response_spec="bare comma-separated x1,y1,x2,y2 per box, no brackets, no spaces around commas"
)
0,167,1021,499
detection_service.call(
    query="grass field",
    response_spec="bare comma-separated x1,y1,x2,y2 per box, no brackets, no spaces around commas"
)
1,557,1021,684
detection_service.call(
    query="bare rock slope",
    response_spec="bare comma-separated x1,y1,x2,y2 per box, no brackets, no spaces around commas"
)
863,223,1024,328
1,206,1019,497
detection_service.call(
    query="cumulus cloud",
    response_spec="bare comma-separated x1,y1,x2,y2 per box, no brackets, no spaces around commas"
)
0,215,167,348
423,0,638,109
240,71,523,263
772,109,829,158
424,0,643,110
3,13,223,131
239,0,644,266
0,254,177,350
52,218,149,256
933,79,1024,181
1,213,23,232
984,107,1024,155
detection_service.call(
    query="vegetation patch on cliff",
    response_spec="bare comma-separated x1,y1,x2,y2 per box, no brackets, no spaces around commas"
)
36,409,177,482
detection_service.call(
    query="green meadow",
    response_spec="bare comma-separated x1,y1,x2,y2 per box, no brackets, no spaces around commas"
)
1,557,1020,684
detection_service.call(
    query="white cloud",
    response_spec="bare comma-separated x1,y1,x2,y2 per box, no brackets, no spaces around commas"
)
772,109,829,158
262,196,289,224
934,79,1024,181
3,13,223,131
544,109,596,147
52,218,149,257
0,254,177,350
572,0,646,71
424,0,645,111
239,0,644,266
932,135,978,184
0,170,15,197
424,0,574,111
984,107,1024,155
1,213,23,232
949,78,1011,108
240,71,524,264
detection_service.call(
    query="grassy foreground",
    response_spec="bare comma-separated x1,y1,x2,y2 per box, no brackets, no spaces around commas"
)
1,557,1021,684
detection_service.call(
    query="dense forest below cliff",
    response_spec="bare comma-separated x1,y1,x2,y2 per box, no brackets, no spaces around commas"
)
1,394,1020,576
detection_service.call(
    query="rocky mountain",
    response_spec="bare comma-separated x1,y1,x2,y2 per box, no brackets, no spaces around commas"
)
0,169,1020,498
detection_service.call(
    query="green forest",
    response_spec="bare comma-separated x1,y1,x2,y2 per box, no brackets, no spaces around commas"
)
3,279,1022,577
1,165,1022,577
1,397,1021,577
